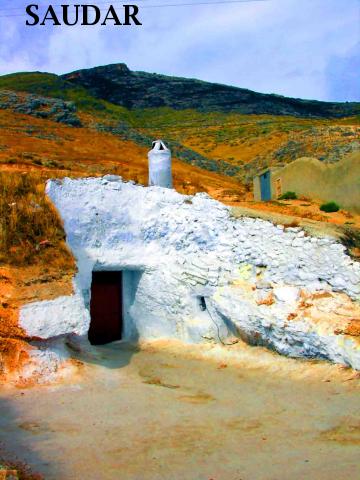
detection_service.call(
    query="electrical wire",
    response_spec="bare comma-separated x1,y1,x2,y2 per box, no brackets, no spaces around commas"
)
0,0,161,11
0,0,268,17
143,0,267,8
204,298,235,346
0,0,267,11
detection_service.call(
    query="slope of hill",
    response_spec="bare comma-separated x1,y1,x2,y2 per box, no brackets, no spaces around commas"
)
1,66,359,183
63,63,360,118
135,109,360,183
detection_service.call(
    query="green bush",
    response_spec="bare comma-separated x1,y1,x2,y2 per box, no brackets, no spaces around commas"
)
320,201,340,213
279,191,297,200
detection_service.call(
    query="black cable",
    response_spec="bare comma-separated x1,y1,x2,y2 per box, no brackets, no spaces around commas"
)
205,298,234,346
0,0,266,11
0,0,269,17
0,0,155,11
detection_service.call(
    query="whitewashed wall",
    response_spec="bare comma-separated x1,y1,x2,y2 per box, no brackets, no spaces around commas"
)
19,176,360,370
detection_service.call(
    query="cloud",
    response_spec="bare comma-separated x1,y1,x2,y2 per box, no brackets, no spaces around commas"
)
0,0,359,100
45,26,109,73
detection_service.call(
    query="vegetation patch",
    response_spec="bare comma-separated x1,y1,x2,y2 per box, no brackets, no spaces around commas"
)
0,171,75,268
340,227,360,260
0,90,81,127
278,191,297,200
320,201,340,213
0,453,44,480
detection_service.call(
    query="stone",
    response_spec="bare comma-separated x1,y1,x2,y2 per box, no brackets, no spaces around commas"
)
292,238,305,247
273,286,300,303
329,276,347,290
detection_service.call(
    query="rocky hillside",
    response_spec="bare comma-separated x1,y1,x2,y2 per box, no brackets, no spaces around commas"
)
1,65,359,184
0,90,81,126
63,63,360,118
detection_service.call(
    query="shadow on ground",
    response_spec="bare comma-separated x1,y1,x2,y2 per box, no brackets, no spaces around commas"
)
0,396,51,479
73,340,141,370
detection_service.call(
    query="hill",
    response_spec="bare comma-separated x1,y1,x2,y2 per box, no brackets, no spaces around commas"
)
63,63,360,118
1,65,359,184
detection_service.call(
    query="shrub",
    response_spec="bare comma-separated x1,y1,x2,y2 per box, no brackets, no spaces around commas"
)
43,160,59,168
279,191,297,200
340,227,360,260
320,201,340,213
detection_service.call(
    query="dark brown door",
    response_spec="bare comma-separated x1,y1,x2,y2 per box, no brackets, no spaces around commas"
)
89,271,123,345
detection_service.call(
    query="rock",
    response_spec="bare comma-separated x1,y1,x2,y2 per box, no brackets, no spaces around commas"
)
329,276,347,290
292,238,305,247
273,286,300,303
298,270,317,282
256,279,272,290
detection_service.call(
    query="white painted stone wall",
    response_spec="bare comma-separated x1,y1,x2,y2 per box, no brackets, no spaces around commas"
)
19,176,360,369
20,294,89,339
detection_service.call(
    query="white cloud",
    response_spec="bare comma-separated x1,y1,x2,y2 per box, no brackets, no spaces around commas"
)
45,26,108,73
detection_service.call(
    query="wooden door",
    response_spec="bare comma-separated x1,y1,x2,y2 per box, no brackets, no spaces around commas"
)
89,271,123,345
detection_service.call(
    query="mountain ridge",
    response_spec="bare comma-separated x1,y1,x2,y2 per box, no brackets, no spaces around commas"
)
61,62,360,118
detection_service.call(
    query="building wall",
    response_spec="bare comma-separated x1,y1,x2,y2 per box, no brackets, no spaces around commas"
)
18,176,360,373
253,174,261,201
254,152,360,212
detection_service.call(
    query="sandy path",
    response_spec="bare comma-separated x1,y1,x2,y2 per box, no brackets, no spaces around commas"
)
0,340,359,480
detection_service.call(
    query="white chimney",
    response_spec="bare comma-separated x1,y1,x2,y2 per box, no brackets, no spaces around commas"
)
148,140,172,188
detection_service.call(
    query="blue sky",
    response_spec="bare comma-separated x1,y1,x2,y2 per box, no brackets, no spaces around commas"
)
0,0,359,101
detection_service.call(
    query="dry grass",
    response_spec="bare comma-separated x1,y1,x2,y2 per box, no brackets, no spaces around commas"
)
0,171,75,269
145,112,360,183
340,227,360,259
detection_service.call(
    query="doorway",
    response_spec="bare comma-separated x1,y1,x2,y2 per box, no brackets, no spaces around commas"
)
89,271,123,345
260,170,271,201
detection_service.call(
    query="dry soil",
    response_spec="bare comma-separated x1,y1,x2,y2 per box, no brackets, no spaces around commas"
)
0,340,359,480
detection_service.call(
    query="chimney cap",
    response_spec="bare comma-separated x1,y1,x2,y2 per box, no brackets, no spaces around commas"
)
151,139,169,151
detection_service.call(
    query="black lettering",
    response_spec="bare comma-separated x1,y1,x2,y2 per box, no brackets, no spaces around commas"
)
26,4,39,26
101,5,122,25
82,5,101,25
40,5,61,25
62,4,80,26
124,5,142,25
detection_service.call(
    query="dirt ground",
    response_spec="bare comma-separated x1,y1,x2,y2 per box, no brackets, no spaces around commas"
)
0,340,359,480
231,199,360,229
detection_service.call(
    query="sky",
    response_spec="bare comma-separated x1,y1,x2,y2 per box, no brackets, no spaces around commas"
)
0,0,359,101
